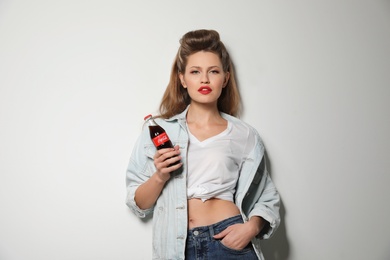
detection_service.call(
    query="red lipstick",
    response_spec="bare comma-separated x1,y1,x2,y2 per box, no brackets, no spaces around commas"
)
198,86,212,95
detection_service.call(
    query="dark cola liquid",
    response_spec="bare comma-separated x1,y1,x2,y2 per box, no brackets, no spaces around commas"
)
148,125,179,166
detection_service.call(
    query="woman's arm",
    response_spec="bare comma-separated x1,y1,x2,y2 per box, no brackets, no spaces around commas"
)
134,145,182,209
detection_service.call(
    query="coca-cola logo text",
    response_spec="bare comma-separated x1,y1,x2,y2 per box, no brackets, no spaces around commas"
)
152,133,169,146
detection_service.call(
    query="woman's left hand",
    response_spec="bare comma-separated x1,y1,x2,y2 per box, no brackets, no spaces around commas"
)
213,216,264,250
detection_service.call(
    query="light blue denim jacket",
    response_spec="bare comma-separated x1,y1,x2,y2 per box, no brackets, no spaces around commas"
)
126,107,280,260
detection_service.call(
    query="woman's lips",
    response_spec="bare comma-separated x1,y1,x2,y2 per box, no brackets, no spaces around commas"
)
198,86,212,94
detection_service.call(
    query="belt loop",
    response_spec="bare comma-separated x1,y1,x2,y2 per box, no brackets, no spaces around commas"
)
209,225,215,237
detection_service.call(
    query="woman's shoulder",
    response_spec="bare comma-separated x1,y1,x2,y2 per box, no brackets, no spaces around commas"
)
222,113,261,137
227,114,266,150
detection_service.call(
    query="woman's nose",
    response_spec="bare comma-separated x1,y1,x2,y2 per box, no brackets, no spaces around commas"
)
201,73,210,84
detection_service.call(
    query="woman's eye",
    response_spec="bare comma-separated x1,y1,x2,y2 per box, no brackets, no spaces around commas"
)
190,70,199,74
210,70,220,74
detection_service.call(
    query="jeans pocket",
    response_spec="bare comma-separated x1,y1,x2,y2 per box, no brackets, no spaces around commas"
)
218,240,253,254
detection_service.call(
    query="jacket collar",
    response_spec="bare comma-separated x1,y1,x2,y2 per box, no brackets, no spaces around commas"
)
166,106,190,122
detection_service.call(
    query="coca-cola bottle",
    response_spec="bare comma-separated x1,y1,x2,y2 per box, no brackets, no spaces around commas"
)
144,114,180,166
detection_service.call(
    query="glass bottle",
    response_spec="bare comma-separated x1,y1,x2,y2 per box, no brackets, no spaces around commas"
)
144,114,180,166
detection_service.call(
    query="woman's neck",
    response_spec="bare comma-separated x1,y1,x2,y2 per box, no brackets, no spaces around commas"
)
186,103,224,125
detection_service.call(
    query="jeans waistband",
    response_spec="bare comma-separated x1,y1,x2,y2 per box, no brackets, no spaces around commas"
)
187,215,243,238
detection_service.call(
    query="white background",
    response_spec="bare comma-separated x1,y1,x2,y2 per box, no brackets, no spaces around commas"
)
1,1,389,259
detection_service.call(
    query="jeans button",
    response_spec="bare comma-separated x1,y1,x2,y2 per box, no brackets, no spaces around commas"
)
193,230,199,236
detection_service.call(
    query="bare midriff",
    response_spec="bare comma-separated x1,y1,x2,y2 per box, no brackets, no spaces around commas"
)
187,198,241,229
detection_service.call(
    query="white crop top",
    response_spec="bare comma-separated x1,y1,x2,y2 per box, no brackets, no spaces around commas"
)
186,120,255,202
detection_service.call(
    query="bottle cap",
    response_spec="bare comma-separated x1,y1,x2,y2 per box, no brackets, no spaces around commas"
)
144,114,152,121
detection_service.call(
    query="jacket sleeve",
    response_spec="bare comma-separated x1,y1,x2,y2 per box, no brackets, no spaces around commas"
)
247,158,280,239
125,129,156,218
241,131,281,239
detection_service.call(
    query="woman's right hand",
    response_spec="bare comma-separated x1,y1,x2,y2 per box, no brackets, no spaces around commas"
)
153,145,182,183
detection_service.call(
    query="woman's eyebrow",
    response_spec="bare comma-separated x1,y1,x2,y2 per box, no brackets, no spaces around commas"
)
188,65,221,69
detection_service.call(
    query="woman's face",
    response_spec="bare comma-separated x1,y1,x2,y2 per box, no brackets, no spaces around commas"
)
179,51,229,107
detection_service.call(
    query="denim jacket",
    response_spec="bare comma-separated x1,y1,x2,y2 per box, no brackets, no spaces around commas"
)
126,107,280,260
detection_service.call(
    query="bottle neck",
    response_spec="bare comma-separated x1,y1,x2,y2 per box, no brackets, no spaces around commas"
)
146,117,157,126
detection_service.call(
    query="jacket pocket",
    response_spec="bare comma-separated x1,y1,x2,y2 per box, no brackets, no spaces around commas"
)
144,143,156,159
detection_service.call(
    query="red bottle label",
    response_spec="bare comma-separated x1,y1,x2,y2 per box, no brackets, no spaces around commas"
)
152,132,170,147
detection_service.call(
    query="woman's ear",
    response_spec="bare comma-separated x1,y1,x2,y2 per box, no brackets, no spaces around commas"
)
223,72,230,88
179,73,186,88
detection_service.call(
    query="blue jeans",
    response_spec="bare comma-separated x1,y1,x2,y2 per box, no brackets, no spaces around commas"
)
185,215,258,260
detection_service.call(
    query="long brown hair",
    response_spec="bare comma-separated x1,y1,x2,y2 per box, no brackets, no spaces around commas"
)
158,29,241,118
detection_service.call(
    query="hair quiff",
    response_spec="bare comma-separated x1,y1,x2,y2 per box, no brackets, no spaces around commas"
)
158,29,241,118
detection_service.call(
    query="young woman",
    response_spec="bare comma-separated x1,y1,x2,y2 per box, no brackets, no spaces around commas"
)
126,29,280,260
